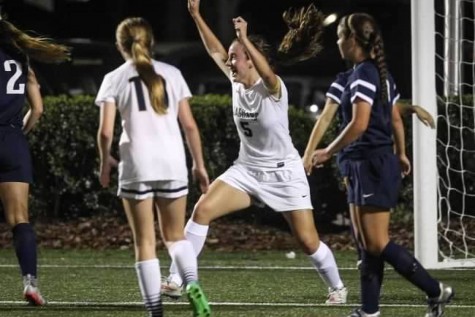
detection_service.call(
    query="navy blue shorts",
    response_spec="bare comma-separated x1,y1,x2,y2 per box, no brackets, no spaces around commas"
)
337,159,349,178
337,152,349,177
0,127,33,183
346,152,401,209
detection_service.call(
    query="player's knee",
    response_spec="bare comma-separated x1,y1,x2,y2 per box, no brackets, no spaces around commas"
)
4,208,29,227
364,242,386,256
360,250,384,280
134,237,155,252
191,200,214,224
295,233,318,255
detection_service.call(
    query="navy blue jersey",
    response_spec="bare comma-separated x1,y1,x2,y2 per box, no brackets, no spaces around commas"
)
0,48,28,128
339,60,400,158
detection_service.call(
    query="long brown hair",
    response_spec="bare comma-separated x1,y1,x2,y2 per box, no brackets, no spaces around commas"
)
0,15,70,64
116,17,167,114
235,4,325,68
277,3,325,64
339,13,389,104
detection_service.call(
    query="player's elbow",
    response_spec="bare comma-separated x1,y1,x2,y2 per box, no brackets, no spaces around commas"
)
98,129,113,142
350,121,367,137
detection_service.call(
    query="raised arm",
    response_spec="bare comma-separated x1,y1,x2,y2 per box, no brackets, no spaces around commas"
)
188,0,230,79
302,98,339,175
234,17,280,95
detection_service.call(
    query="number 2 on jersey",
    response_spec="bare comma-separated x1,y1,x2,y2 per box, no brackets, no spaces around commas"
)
240,121,253,137
4,60,25,94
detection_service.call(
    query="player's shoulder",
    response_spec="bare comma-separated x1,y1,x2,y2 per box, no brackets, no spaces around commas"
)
152,60,182,76
332,69,353,85
102,61,133,81
350,60,379,84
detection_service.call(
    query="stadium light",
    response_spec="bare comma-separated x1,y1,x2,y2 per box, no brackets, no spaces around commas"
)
323,13,338,26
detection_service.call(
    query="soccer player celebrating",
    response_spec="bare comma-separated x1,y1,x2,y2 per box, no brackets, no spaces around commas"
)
163,0,348,305
95,17,210,317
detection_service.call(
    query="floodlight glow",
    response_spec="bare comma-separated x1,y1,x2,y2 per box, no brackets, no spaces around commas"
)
309,105,319,113
324,14,338,26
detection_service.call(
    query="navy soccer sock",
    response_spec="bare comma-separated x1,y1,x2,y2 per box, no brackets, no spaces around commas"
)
381,241,439,297
360,250,384,314
12,223,37,277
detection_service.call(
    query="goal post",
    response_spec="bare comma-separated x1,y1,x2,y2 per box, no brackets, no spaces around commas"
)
411,0,439,269
412,0,475,268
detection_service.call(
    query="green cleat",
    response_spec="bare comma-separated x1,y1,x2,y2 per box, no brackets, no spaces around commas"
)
186,282,211,317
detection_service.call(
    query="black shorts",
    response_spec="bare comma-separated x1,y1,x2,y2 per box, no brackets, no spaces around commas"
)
346,152,401,209
0,127,33,183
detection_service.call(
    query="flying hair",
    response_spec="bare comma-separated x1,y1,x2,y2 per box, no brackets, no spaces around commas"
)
277,3,325,65
0,13,70,64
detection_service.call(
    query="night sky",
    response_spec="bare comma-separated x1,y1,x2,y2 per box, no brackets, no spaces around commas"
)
2,0,413,97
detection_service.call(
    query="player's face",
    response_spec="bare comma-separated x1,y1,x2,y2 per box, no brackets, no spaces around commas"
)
225,41,252,83
336,25,354,61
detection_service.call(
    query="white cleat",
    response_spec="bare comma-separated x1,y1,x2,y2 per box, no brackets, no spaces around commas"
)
160,276,183,299
23,274,46,306
325,286,348,304
425,283,454,317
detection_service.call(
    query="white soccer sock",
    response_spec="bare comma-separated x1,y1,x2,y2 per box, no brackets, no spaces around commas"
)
169,220,209,285
184,220,209,254
135,258,162,317
168,240,198,285
308,242,344,290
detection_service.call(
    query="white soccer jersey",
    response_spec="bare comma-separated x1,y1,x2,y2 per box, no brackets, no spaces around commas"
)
95,60,191,185
232,77,300,168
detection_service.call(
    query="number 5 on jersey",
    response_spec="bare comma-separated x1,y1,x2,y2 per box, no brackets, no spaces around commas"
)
240,121,253,137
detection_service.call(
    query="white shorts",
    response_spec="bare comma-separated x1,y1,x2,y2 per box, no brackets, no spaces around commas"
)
218,160,313,212
118,180,188,200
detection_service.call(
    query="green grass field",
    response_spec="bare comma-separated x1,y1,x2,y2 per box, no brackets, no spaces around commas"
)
0,249,473,317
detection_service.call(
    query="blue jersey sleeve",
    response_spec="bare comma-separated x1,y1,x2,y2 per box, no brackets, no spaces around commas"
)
349,63,378,105
326,71,348,104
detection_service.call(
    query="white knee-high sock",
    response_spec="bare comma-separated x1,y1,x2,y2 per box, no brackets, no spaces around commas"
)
135,258,163,317
169,220,209,285
308,242,344,289
168,240,198,285
184,220,209,255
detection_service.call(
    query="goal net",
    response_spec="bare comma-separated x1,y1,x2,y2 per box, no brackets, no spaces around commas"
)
412,0,475,268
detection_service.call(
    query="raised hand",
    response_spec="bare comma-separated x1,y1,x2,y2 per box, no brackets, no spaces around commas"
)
188,0,200,17
233,16,248,40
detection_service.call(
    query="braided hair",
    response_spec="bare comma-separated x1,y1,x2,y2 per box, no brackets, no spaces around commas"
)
340,13,389,104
